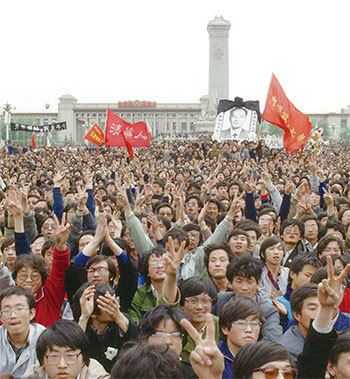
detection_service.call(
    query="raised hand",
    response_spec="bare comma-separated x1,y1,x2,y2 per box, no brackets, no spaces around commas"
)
96,291,129,333
284,179,295,196
318,256,350,308
95,212,107,243
75,185,88,209
164,236,186,277
79,285,95,320
181,313,224,379
53,213,72,251
116,184,132,215
197,202,209,225
53,171,64,188
244,176,257,194
227,192,244,219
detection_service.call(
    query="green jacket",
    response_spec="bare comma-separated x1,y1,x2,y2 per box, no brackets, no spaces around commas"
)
128,283,158,323
182,314,220,361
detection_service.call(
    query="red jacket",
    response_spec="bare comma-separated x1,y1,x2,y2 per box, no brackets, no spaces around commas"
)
35,246,70,327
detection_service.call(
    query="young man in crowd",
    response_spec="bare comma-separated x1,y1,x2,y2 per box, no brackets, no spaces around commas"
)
278,283,319,362
203,243,234,292
0,286,45,377
273,252,322,328
23,320,109,378
213,254,283,342
227,229,251,257
218,295,264,378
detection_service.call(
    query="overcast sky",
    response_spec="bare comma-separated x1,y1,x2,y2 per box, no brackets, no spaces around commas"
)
1,0,349,114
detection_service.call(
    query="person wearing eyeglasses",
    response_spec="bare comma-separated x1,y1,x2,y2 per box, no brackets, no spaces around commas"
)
23,319,109,378
218,296,265,379
0,286,45,378
280,219,306,269
139,304,197,379
232,341,296,379
8,194,71,327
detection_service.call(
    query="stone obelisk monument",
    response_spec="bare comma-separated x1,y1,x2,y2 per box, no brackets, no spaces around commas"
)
197,16,231,133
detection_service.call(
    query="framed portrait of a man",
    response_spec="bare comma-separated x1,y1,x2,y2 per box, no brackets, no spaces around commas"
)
212,107,258,142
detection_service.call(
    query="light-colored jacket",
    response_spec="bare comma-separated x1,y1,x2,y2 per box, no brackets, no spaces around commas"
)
0,265,15,291
0,323,46,378
258,265,289,302
181,215,233,280
23,358,110,378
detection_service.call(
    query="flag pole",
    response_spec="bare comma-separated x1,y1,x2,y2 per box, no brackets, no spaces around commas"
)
258,72,274,142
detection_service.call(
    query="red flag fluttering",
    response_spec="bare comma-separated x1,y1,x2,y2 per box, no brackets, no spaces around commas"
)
31,133,35,149
105,109,151,159
262,74,312,154
84,123,105,147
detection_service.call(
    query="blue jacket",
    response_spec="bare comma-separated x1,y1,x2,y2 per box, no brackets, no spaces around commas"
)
218,340,234,379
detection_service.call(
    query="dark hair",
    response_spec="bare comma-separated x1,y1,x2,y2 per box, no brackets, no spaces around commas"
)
233,341,291,379
36,320,90,366
102,238,131,256
204,243,234,272
226,254,263,283
236,220,262,240
290,253,322,275
41,239,55,257
310,267,343,285
219,296,265,340
227,228,251,247
0,286,35,311
86,255,116,283
258,207,277,221
110,342,182,379
182,223,203,245
71,282,115,322
139,304,189,346
325,219,346,240
1,237,15,253
280,219,304,238
140,247,166,285
163,228,189,248
328,330,350,366
13,254,49,284
185,194,203,209
300,214,320,230
155,203,174,218
207,198,224,213
290,283,318,316
316,235,344,258
179,276,217,306
259,236,285,262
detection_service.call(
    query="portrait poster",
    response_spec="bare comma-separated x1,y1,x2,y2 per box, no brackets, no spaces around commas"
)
212,107,258,142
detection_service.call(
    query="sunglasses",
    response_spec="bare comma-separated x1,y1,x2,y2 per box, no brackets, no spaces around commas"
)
253,367,297,379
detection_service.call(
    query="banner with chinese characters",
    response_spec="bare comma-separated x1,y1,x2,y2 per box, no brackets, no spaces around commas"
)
105,109,151,147
262,74,312,154
10,121,67,133
212,97,260,142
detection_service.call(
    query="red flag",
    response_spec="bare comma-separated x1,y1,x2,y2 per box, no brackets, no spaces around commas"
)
121,131,133,159
31,133,35,149
262,74,312,154
84,123,104,146
105,109,151,149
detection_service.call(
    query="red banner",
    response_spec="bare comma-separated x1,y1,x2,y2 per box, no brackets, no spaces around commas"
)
84,124,105,146
262,74,312,154
105,109,151,148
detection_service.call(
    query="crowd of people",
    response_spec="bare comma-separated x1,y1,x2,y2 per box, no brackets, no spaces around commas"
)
0,137,349,379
